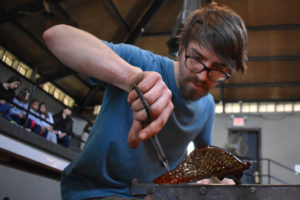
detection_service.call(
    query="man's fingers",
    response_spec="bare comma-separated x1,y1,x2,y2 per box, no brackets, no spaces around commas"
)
127,72,161,104
137,102,173,141
128,120,142,149
128,101,173,148
130,81,167,112
127,71,173,148
132,89,172,121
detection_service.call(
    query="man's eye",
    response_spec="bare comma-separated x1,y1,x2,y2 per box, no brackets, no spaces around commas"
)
192,56,202,62
191,57,202,65
213,66,227,72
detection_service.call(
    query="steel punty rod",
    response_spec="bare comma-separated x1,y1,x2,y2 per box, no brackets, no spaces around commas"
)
132,84,170,172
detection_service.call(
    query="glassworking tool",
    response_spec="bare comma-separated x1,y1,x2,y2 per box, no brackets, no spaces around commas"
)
132,84,170,172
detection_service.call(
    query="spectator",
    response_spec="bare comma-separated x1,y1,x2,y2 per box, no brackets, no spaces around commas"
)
53,107,73,148
0,76,21,118
27,99,48,138
9,88,30,125
80,119,94,149
38,102,57,144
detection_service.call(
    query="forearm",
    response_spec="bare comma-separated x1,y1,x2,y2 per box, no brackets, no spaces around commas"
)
43,24,142,92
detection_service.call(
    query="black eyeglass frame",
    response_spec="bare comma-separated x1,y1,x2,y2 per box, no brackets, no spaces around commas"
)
184,54,232,82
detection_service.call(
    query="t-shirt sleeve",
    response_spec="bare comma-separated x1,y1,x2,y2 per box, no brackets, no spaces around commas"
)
90,41,168,86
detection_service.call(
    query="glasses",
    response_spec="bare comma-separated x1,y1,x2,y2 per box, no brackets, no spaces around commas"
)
185,53,231,82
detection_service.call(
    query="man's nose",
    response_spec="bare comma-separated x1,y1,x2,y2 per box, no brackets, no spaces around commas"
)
196,69,209,81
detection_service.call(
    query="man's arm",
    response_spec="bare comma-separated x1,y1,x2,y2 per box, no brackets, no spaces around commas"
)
43,24,140,92
43,24,173,148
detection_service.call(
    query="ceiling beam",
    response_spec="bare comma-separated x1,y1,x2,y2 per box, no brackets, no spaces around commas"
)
51,1,73,21
126,0,168,44
36,69,74,85
104,0,131,33
0,1,76,26
11,21,93,106
218,82,300,88
12,21,90,85
247,24,300,31
216,98,300,103
248,55,300,62
142,31,170,36
76,86,104,113
0,1,44,24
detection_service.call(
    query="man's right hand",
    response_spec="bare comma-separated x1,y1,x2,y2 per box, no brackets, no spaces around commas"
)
127,71,173,148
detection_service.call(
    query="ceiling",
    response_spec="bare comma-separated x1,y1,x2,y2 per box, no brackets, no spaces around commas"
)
1,0,300,115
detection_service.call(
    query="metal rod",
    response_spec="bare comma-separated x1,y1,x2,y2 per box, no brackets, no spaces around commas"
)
132,84,169,172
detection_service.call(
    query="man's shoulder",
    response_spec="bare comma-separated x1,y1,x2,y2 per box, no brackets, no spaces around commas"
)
197,94,215,109
104,41,173,70
204,93,215,103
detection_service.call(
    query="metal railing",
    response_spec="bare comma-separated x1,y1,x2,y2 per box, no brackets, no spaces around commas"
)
244,158,299,184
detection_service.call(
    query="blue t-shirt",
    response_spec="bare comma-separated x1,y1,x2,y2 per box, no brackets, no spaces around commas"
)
61,42,215,200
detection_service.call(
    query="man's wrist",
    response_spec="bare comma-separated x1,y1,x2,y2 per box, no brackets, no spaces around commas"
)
127,66,143,92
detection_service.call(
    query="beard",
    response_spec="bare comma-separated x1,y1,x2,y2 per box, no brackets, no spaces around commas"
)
177,67,210,101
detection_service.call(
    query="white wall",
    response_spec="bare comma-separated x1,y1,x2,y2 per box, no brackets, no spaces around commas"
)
213,112,300,184
0,165,61,200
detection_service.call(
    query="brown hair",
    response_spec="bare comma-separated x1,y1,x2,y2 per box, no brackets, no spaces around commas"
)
179,2,248,73
16,88,30,103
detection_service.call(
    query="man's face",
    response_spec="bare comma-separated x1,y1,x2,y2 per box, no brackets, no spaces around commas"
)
24,92,30,102
9,81,21,90
64,108,71,116
31,101,39,111
177,42,225,101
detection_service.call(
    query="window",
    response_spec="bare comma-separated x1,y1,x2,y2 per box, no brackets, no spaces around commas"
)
259,103,275,113
54,88,64,100
225,103,240,113
220,102,299,114
277,103,293,112
41,82,74,107
241,103,258,113
18,62,32,79
215,103,223,113
2,50,16,66
0,46,5,59
93,105,101,115
64,96,74,107
294,102,300,112
0,46,33,79
42,82,55,94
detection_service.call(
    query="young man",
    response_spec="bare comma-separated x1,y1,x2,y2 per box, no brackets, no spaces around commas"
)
0,76,22,117
43,3,247,200
53,107,73,148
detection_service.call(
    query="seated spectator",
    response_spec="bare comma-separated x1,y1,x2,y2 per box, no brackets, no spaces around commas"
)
9,88,30,125
80,119,94,149
0,76,21,118
53,107,73,148
26,99,48,138
38,102,57,144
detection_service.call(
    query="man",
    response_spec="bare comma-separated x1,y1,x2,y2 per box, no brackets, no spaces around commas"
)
0,76,22,117
43,3,247,200
53,107,73,148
